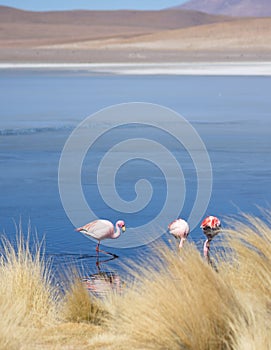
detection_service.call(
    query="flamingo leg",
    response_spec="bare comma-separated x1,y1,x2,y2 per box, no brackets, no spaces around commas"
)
98,248,118,258
96,256,101,271
96,241,100,258
95,242,118,258
96,255,118,270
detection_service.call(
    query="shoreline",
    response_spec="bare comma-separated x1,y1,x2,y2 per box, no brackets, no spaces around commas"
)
1,61,271,76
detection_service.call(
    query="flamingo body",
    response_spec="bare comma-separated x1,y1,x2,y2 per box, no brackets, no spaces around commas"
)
76,219,125,255
168,218,190,248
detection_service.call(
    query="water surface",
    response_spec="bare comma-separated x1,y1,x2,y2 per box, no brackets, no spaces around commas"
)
0,70,270,276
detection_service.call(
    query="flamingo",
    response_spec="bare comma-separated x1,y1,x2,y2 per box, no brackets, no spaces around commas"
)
168,218,190,249
200,216,221,265
75,219,126,257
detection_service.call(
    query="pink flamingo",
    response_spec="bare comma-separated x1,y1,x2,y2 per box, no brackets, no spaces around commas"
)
168,218,190,249
76,219,126,257
200,216,221,265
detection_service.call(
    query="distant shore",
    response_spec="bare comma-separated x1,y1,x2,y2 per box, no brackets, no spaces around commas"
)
1,62,271,76
2,6,271,77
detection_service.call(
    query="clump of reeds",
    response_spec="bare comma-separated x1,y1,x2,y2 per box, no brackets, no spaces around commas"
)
106,212,271,350
0,300,30,350
110,243,243,350
223,213,271,304
0,232,59,348
0,234,58,325
61,273,109,325
220,212,271,349
2,212,271,350
0,230,109,349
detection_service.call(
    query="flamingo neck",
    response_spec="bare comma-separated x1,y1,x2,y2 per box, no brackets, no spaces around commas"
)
179,237,186,249
203,239,210,258
113,224,121,239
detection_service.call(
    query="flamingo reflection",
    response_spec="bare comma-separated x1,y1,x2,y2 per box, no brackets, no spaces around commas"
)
82,255,122,297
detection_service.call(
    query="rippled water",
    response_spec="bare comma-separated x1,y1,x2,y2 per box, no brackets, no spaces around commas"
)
0,70,271,277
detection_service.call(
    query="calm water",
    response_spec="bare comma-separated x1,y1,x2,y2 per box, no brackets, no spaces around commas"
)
0,70,271,277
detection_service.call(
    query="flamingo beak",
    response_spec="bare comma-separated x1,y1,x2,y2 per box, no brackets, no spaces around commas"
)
122,225,126,232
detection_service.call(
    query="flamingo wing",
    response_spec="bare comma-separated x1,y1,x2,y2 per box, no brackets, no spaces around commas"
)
168,219,178,230
76,220,114,240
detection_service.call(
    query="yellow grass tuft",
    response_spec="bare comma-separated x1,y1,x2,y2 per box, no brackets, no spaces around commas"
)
110,244,244,350
223,213,271,303
218,213,271,350
0,234,58,325
2,212,271,349
0,232,58,348
61,274,109,325
0,301,30,350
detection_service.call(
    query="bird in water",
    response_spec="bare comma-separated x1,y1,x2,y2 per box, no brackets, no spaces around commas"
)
168,218,190,249
75,219,126,257
200,216,221,266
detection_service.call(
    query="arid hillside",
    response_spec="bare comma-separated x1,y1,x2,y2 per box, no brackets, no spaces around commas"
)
0,6,270,63
177,0,271,17
97,17,271,51
0,6,231,47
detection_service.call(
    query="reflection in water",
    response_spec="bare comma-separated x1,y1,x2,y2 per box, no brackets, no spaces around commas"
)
82,255,123,298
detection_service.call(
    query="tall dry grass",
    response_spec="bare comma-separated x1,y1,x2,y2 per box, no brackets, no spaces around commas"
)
105,213,271,350
221,213,271,350
0,229,110,349
1,213,271,349
0,232,59,348
0,234,58,324
109,245,243,350
61,273,109,325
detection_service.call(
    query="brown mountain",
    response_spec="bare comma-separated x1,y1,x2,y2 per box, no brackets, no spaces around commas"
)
0,5,232,48
105,17,271,51
0,5,270,63
175,0,271,17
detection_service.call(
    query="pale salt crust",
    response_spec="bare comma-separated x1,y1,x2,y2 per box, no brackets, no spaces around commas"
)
1,62,271,76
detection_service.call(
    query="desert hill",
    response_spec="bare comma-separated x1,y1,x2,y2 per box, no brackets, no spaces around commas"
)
176,0,271,17
0,5,270,63
98,17,271,51
0,5,231,47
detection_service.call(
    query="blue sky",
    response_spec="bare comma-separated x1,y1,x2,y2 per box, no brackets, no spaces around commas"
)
0,0,188,11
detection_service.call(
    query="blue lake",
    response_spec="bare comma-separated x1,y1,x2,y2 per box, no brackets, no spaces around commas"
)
0,70,271,278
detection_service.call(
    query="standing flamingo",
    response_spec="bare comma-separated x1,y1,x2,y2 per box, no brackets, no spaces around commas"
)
200,216,221,265
75,219,126,257
168,218,190,249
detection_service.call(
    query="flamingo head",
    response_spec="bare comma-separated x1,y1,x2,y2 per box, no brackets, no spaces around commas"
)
116,220,126,232
200,216,221,240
